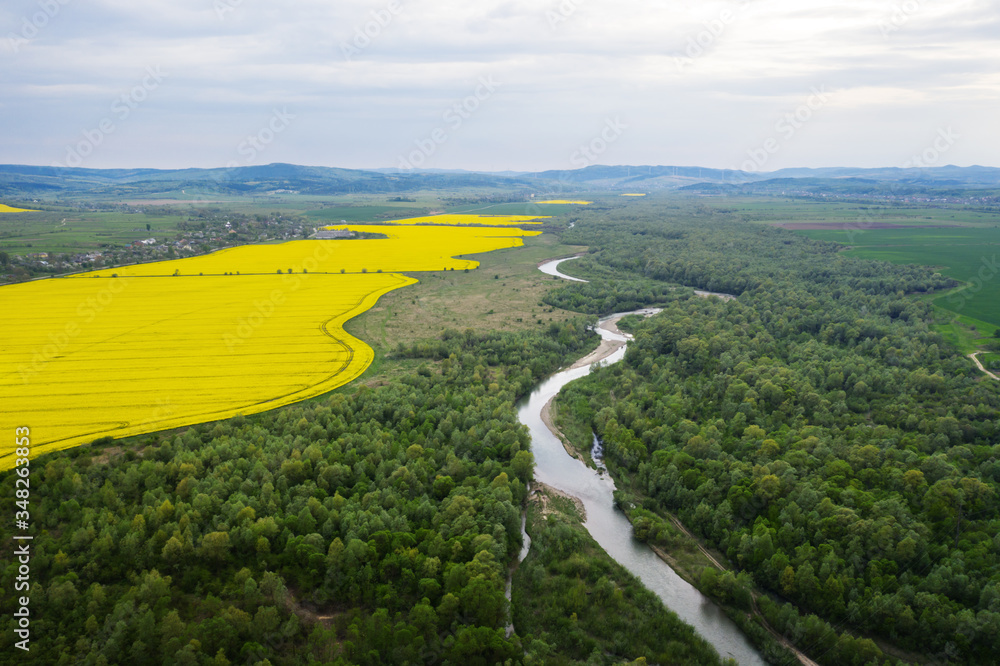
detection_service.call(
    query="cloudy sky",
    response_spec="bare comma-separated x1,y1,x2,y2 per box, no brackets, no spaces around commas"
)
2,0,998,172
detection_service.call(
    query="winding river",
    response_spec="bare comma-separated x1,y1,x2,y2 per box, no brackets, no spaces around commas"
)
516,259,764,665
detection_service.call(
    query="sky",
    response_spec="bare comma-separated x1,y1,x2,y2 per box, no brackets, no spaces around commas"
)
2,0,998,172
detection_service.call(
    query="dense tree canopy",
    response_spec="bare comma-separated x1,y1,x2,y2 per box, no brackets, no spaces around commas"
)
553,202,1000,664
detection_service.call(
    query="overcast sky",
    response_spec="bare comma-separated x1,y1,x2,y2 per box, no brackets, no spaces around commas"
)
2,0,998,172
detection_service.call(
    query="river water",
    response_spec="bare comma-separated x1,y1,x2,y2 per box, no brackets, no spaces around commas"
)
516,259,765,665
537,256,588,282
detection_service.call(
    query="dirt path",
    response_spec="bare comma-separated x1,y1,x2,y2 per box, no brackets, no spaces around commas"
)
664,514,728,571
969,352,1000,381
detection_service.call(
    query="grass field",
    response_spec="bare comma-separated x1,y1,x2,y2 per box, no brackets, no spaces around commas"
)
343,231,589,356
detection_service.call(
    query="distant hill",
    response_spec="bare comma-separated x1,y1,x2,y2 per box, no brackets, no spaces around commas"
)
523,164,1000,191
0,163,541,198
678,176,1000,199
1,162,998,199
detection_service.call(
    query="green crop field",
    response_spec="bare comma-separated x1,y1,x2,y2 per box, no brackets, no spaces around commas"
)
790,222,1000,354
0,209,189,255
303,204,431,222
797,225,1000,327
445,202,587,216
736,197,1000,227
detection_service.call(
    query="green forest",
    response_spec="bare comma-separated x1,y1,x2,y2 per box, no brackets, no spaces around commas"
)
552,200,1000,664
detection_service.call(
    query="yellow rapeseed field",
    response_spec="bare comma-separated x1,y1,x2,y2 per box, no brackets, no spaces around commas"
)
0,224,539,469
0,204,38,213
372,213,548,226
79,224,541,278
534,200,592,205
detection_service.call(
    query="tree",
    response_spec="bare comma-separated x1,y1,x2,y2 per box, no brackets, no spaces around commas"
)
200,531,232,562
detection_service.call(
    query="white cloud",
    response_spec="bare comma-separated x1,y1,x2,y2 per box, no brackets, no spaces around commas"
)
1,0,997,169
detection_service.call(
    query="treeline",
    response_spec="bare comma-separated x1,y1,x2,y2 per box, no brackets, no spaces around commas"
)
542,278,689,316
0,323,596,664
553,201,1000,664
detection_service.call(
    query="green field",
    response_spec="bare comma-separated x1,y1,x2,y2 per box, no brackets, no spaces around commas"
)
734,197,1000,227
796,225,1000,332
303,204,431,222
981,352,1000,372
0,209,189,254
445,202,589,216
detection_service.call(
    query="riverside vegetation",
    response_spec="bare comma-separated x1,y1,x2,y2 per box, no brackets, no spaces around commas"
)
551,198,1000,664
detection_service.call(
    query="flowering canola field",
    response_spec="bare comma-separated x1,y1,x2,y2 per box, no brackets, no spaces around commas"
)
80,225,540,278
0,224,539,469
0,204,38,213
369,213,548,226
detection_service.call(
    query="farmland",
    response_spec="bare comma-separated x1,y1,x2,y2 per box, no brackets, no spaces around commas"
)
353,213,549,226
0,222,542,469
79,224,540,277
794,223,1000,343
